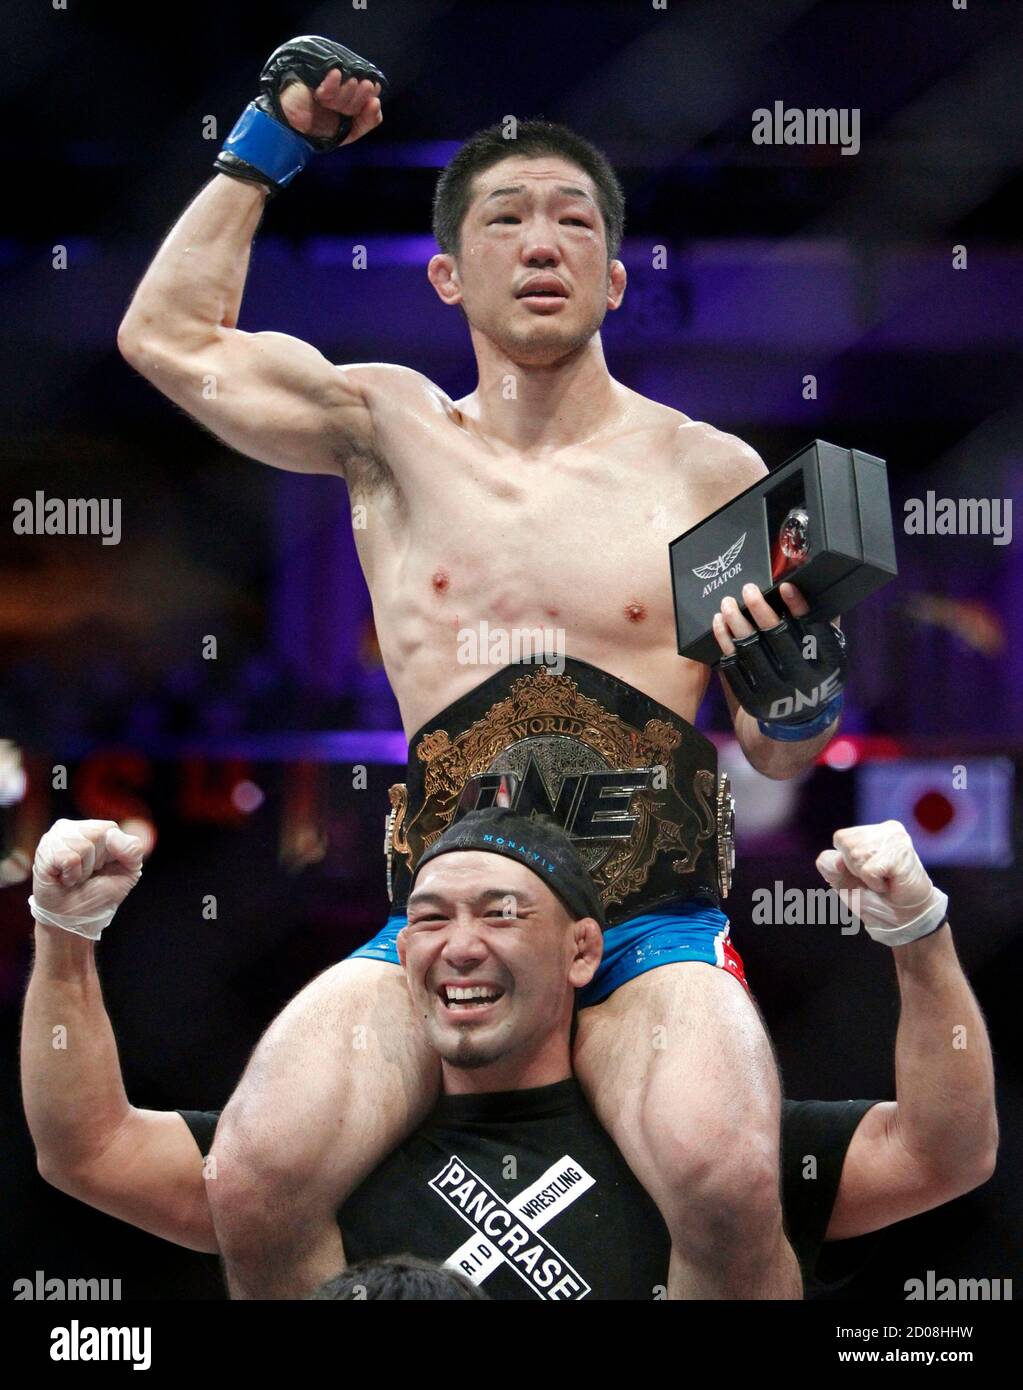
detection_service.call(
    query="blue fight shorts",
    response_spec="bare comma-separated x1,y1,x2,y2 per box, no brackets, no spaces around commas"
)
346,898,750,1009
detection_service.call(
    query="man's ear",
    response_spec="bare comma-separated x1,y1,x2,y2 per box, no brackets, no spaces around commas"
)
428,253,463,307
396,925,408,968
568,917,604,989
606,259,627,311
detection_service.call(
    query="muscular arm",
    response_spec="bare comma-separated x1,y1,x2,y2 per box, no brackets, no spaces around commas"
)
21,922,215,1252
116,173,381,478
826,921,998,1239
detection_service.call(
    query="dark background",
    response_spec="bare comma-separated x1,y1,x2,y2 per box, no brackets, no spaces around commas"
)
1,0,1021,1300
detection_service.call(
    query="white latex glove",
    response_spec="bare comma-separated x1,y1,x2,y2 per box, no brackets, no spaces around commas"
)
30,818,145,940
815,820,948,947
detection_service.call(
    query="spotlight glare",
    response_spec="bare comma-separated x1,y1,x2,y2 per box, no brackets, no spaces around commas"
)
825,738,859,770
120,818,157,858
231,780,265,815
0,741,27,807
0,848,31,885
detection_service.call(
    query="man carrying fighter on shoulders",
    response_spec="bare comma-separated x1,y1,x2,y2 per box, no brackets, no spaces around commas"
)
117,35,853,1296
21,815,997,1299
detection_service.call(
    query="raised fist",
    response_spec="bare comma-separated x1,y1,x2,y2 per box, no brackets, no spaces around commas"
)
214,36,388,193
279,66,383,147
816,820,948,944
32,819,144,925
263,36,386,148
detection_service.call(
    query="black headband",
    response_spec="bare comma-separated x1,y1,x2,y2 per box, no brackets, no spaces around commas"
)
411,808,607,930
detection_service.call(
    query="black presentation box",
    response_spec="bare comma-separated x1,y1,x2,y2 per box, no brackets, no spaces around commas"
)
669,440,898,665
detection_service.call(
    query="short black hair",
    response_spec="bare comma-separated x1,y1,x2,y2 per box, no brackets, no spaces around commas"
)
432,118,625,263
311,1254,489,1301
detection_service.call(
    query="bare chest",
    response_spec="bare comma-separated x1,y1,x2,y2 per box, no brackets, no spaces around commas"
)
365,420,710,647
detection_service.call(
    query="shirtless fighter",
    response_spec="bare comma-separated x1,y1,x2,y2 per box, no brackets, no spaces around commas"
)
116,36,852,1297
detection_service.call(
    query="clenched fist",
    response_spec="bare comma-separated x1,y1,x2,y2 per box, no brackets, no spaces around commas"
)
31,819,145,941
214,36,387,194
816,820,949,948
279,66,383,147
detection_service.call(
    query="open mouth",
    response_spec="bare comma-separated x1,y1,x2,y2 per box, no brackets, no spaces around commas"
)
438,984,506,1012
515,280,568,302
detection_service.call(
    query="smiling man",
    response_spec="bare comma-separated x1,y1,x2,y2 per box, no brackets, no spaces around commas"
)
398,809,609,1086
117,35,853,1297
22,814,996,1301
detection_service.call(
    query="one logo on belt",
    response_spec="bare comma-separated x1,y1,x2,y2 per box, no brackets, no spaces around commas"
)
692,531,746,597
454,758,655,840
431,1154,595,1300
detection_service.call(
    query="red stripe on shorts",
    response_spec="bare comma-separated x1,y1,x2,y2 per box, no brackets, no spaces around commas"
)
721,935,750,993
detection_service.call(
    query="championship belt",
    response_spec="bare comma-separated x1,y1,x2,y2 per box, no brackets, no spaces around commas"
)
383,658,735,926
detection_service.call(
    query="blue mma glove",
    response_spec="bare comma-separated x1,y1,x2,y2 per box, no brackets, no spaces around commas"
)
214,35,388,194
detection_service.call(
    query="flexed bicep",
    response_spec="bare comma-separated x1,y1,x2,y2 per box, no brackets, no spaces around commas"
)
122,325,378,477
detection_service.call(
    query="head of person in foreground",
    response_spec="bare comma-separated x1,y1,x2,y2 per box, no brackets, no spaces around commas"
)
396,807,605,1090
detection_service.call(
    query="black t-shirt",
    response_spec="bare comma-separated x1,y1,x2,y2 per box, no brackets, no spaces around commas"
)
180,1085,878,1300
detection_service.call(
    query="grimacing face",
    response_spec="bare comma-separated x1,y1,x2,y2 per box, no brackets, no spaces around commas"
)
397,851,598,1071
427,155,627,366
